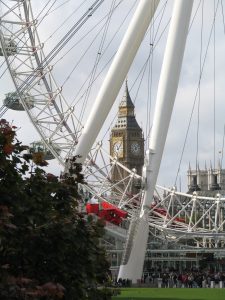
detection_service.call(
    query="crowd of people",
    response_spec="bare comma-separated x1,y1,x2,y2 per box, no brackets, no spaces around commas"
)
142,268,225,288
115,268,225,288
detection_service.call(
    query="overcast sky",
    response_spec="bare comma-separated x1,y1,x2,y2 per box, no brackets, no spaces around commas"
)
1,0,225,191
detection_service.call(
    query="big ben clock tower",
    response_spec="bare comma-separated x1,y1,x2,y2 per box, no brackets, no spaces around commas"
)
110,80,144,185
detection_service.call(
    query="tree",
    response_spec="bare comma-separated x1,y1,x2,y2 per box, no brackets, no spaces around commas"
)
0,119,112,299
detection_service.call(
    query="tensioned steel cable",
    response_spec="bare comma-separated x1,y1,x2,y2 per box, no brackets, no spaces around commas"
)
44,0,73,15
221,124,225,167
213,0,216,169
60,0,123,87
95,0,169,143
130,1,168,146
145,24,155,148
36,0,57,23
11,0,105,96
0,1,104,121
132,0,158,105
88,0,139,141
71,0,138,108
0,60,6,74
50,0,129,139
0,0,58,116
102,1,169,142
221,0,225,34
0,106,9,118
146,1,168,144
174,0,220,187
220,0,225,169
129,1,170,94
0,0,65,101
0,0,56,79
77,0,117,133
43,0,90,45
195,0,204,172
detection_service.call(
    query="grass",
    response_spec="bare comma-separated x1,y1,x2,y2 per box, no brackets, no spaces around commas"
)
112,288,225,300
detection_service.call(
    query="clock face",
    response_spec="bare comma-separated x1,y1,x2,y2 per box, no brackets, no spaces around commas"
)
131,142,141,155
113,141,123,157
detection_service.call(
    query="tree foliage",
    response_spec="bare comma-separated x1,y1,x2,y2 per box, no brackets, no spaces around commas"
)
0,119,111,299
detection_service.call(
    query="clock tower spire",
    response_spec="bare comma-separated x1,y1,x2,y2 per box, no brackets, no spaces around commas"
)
110,80,144,186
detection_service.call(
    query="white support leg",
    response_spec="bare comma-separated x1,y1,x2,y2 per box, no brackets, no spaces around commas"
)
118,0,193,282
74,0,159,163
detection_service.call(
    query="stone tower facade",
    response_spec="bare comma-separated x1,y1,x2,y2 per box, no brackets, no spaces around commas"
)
188,163,225,192
110,81,144,185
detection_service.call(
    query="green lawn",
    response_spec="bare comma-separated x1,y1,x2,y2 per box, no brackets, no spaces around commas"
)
112,288,225,300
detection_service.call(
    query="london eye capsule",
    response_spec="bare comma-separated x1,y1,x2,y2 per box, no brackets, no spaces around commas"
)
3,92,34,111
0,37,17,56
29,141,61,160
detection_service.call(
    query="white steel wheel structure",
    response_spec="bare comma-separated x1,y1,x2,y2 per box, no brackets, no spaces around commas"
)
2,0,225,281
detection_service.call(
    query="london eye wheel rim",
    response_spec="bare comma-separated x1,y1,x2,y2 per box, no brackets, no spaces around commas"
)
0,0,82,166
